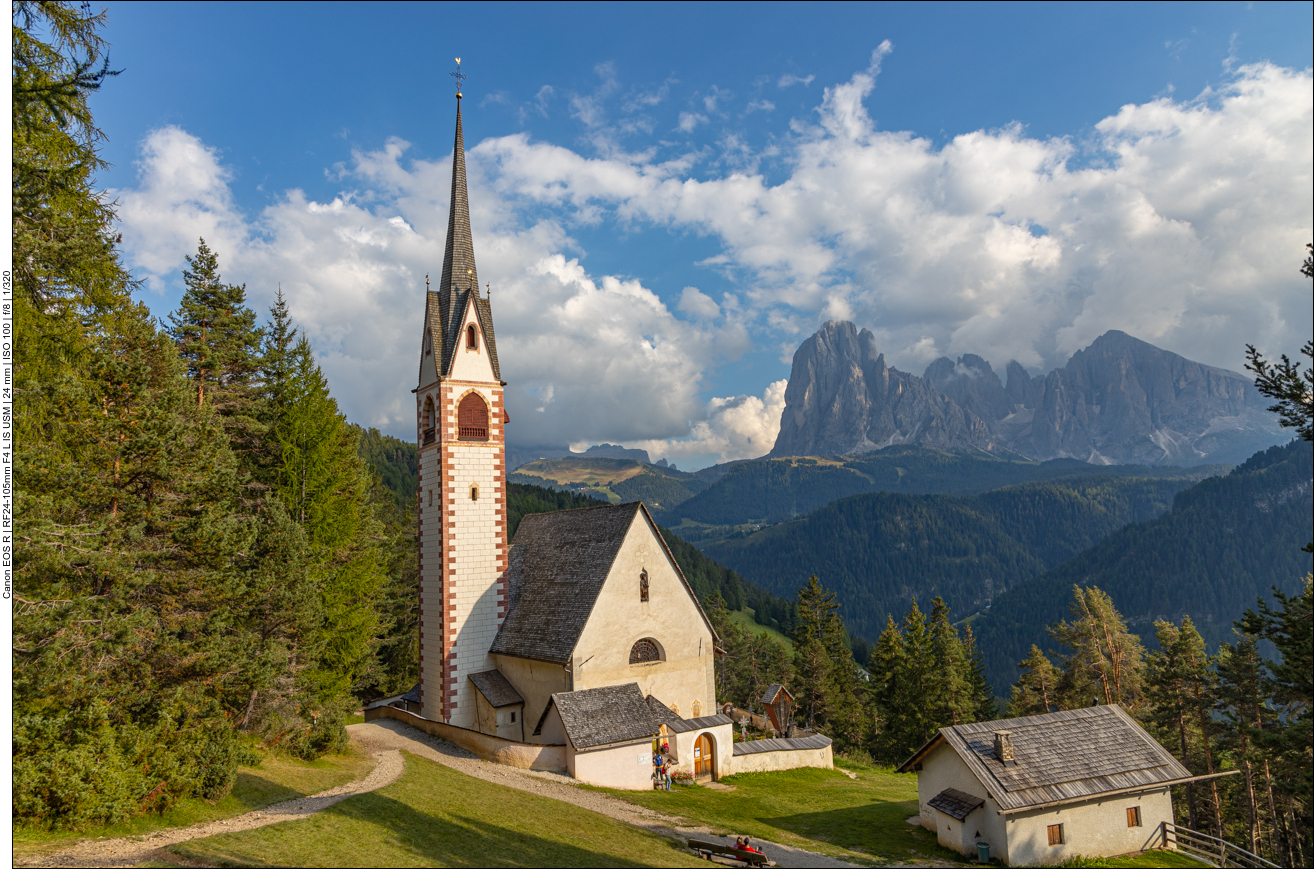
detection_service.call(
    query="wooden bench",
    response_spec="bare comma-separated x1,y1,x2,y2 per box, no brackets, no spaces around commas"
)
687,839,772,866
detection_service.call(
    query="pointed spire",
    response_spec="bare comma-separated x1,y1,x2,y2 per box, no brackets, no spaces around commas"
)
438,98,477,303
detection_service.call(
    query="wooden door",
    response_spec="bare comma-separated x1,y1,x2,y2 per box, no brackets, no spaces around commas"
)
694,734,713,779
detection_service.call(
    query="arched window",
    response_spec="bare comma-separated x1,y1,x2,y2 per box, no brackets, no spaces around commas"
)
630,638,663,664
422,396,436,445
640,570,649,602
467,323,479,350
457,393,489,440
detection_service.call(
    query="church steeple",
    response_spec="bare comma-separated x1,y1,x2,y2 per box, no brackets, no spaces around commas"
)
438,97,478,304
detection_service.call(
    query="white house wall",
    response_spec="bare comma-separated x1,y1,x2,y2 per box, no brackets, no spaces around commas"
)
1006,788,1172,866
493,655,568,744
569,740,657,791
916,742,1010,863
572,513,715,717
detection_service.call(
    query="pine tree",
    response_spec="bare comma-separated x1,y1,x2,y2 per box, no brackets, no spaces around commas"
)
1145,617,1222,834
867,615,906,761
962,623,997,721
1216,631,1283,859
926,597,973,727
1009,645,1059,717
896,600,936,755
792,576,835,732
1050,586,1145,710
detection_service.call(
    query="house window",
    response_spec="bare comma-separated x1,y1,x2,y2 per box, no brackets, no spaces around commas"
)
1127,806,1141,828
1047,824,1064,846
428,489,433,507
457,393,489,440
630,638,662,664
422,396,436,445
640,570,649,602
467,323,479,350
470,484,479,501
510,711,516,722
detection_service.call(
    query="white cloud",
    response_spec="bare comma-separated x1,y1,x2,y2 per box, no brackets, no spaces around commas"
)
677,111,708,132
746,99,775,114
778,73,815,88
113,54,1313,467
631,379,787,465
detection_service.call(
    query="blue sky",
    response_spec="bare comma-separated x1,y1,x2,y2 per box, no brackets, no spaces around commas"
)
96,2,1313,467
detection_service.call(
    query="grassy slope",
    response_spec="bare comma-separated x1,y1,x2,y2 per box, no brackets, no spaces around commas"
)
610,758,962,866
172,751,705,868
12,747,374,861
728,609,793,652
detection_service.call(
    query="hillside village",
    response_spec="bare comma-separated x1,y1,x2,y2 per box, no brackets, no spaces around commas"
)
10,4,1313,868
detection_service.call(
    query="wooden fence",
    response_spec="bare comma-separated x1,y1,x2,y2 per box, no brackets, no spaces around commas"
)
1161,822,1279,869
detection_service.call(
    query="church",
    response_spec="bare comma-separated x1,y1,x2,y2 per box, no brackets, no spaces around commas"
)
372,82,832,790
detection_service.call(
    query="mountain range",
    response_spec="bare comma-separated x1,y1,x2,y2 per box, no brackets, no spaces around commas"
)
771,321,1285,466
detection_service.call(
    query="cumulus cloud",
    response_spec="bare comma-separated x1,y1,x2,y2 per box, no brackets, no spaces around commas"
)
113,54,1313,467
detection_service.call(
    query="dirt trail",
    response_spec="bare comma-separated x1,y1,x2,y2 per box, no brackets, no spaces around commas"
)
14,749,404,868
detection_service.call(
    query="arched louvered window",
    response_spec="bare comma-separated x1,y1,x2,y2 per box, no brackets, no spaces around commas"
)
467,323,479,350
422,397,436,445
640,570,649,602
457,393,489,440
630,638,663,664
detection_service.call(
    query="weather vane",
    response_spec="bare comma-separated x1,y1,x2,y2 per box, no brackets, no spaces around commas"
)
450,57,468,97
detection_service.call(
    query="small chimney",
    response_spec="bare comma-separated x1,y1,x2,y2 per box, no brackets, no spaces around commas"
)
994,731,1016,767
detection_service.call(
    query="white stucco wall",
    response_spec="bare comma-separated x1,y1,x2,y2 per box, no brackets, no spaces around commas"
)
915,742,1010,863
568,739,656,790
448,302,495,383
667,722,734,781
1006,788,1172,866
472,687,525,741
572,513,716,716
493,655,568,744
730,744,835,775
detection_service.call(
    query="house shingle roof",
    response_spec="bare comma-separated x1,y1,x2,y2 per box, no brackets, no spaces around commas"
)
468,670,523,708
551,683,659,750
898,705,1193,813
928,788,985,821
490,502,717,664
644,696,732,734
761,684,791,705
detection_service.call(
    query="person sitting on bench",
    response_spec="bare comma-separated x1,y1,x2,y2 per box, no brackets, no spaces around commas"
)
740,837,762,854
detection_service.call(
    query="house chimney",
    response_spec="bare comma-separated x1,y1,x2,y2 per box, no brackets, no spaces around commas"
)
994,731,1016,767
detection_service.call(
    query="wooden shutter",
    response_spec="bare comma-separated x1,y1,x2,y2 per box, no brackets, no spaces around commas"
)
1047,824,1063,846
1127,806,1141,827
457,393,489,440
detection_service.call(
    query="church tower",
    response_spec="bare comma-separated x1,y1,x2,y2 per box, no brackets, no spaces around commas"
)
415,88,507,727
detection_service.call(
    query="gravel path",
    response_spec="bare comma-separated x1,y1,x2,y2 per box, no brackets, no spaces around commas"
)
15,749,404,868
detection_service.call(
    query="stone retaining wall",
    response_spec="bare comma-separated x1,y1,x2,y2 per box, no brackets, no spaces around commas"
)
366,705,567,771
730,743,834,775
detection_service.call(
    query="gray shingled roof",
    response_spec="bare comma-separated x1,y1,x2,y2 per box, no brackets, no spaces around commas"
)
761,683,791,705
644,697,731,734
898,705,1193,813
551,684,659,750
928,788,986,821
732,734,833,756
423,101,502,384
491,502,717,664
468,670,523,708
401,683,420,704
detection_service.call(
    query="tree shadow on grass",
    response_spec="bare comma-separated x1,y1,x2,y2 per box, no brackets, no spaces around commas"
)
758,804,961,862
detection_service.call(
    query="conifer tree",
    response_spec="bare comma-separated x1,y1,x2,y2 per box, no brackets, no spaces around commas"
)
898,599,935,750
1009,645,1059,717
1146,617,1222,833
1050,586,1145,710
1216,631,1283,858
791,576,861,745
867,615,907,760
927,597,972,727
962,623,997,721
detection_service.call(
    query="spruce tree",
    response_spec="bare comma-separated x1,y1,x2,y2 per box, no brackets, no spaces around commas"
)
927,597,972,727
867,615,906,761
792,576,835,732
1009,645,1060,717
896,600,936,756
962,623,997,721
1216,631,1282,859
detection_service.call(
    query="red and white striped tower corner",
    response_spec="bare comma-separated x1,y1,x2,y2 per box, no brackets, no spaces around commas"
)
415,82,508,728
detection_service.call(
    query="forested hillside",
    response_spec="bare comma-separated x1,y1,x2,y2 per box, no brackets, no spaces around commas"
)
664,445,1217,527
12,6,411,827
701,475,1205,639
974,440,1313,694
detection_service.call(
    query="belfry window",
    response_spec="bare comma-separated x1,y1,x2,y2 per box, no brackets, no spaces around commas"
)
467,323,479,350
422,397,436,445
640,570,649,602
630,638,663,664
457,393,489,440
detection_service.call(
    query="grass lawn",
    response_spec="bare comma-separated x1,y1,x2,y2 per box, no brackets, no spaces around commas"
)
729,609,795,652
1061,851,1210,867
12,746,374,862
606,756,967,866
171,751,706,867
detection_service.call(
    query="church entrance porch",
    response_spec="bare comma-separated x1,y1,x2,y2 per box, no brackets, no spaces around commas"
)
694,733,715,780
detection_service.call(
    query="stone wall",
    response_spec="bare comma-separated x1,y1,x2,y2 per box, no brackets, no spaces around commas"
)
366,705,565,772
729,743,834,775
